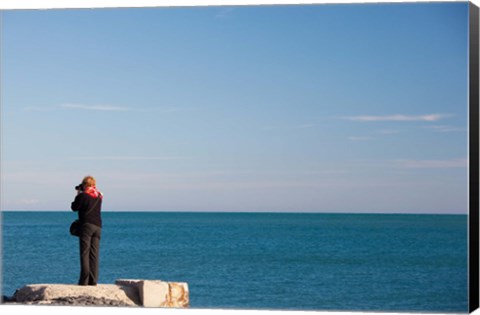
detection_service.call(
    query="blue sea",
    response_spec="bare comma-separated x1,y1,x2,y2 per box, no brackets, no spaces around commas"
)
1,211,468,312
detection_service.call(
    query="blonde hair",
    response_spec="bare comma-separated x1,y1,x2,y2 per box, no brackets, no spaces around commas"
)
82,176,96,188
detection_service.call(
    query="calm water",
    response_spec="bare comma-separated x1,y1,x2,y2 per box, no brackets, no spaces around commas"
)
1,211,468,312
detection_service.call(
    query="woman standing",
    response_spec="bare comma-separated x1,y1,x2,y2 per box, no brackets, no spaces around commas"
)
71,175,103,286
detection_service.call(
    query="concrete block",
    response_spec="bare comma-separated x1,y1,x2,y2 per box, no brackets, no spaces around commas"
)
139,280,169,307
115,279,189,308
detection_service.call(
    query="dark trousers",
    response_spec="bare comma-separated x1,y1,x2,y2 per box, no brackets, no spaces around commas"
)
78,223,101,285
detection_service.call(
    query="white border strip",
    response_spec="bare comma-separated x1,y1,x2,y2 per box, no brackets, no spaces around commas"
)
0,0,477,10
0,305,470,315
1,0,478,315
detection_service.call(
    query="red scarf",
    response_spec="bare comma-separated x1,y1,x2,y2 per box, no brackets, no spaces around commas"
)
84,186,102,198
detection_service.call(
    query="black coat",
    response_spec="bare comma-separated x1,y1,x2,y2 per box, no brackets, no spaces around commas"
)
71,193,102,228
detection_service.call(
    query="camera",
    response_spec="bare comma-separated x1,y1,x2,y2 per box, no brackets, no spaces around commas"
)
75,184,84,191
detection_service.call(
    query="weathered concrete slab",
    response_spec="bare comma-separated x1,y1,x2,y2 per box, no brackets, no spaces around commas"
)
13,284,139,306
116,279,189,308
11,280,189,308
141,280,169,307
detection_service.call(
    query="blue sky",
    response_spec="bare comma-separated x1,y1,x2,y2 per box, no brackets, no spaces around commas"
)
1,2,470,213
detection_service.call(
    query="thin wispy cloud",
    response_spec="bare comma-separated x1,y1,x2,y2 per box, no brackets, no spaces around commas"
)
395,158,467,169
24,104,190,113
349,158,468,169
61,103,129,111
20,199,40,205
71,156,187,161
293,124,317,129
215,7,235,19
422,125,466,133
377,129,401,135
348,136,372,141
344,114,451,122
24,104,129,112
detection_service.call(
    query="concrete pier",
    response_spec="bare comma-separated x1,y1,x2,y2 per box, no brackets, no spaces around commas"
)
9,279,189,308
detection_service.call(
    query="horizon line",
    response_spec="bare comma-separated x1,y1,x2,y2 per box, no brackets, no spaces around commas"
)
0,209,468,215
